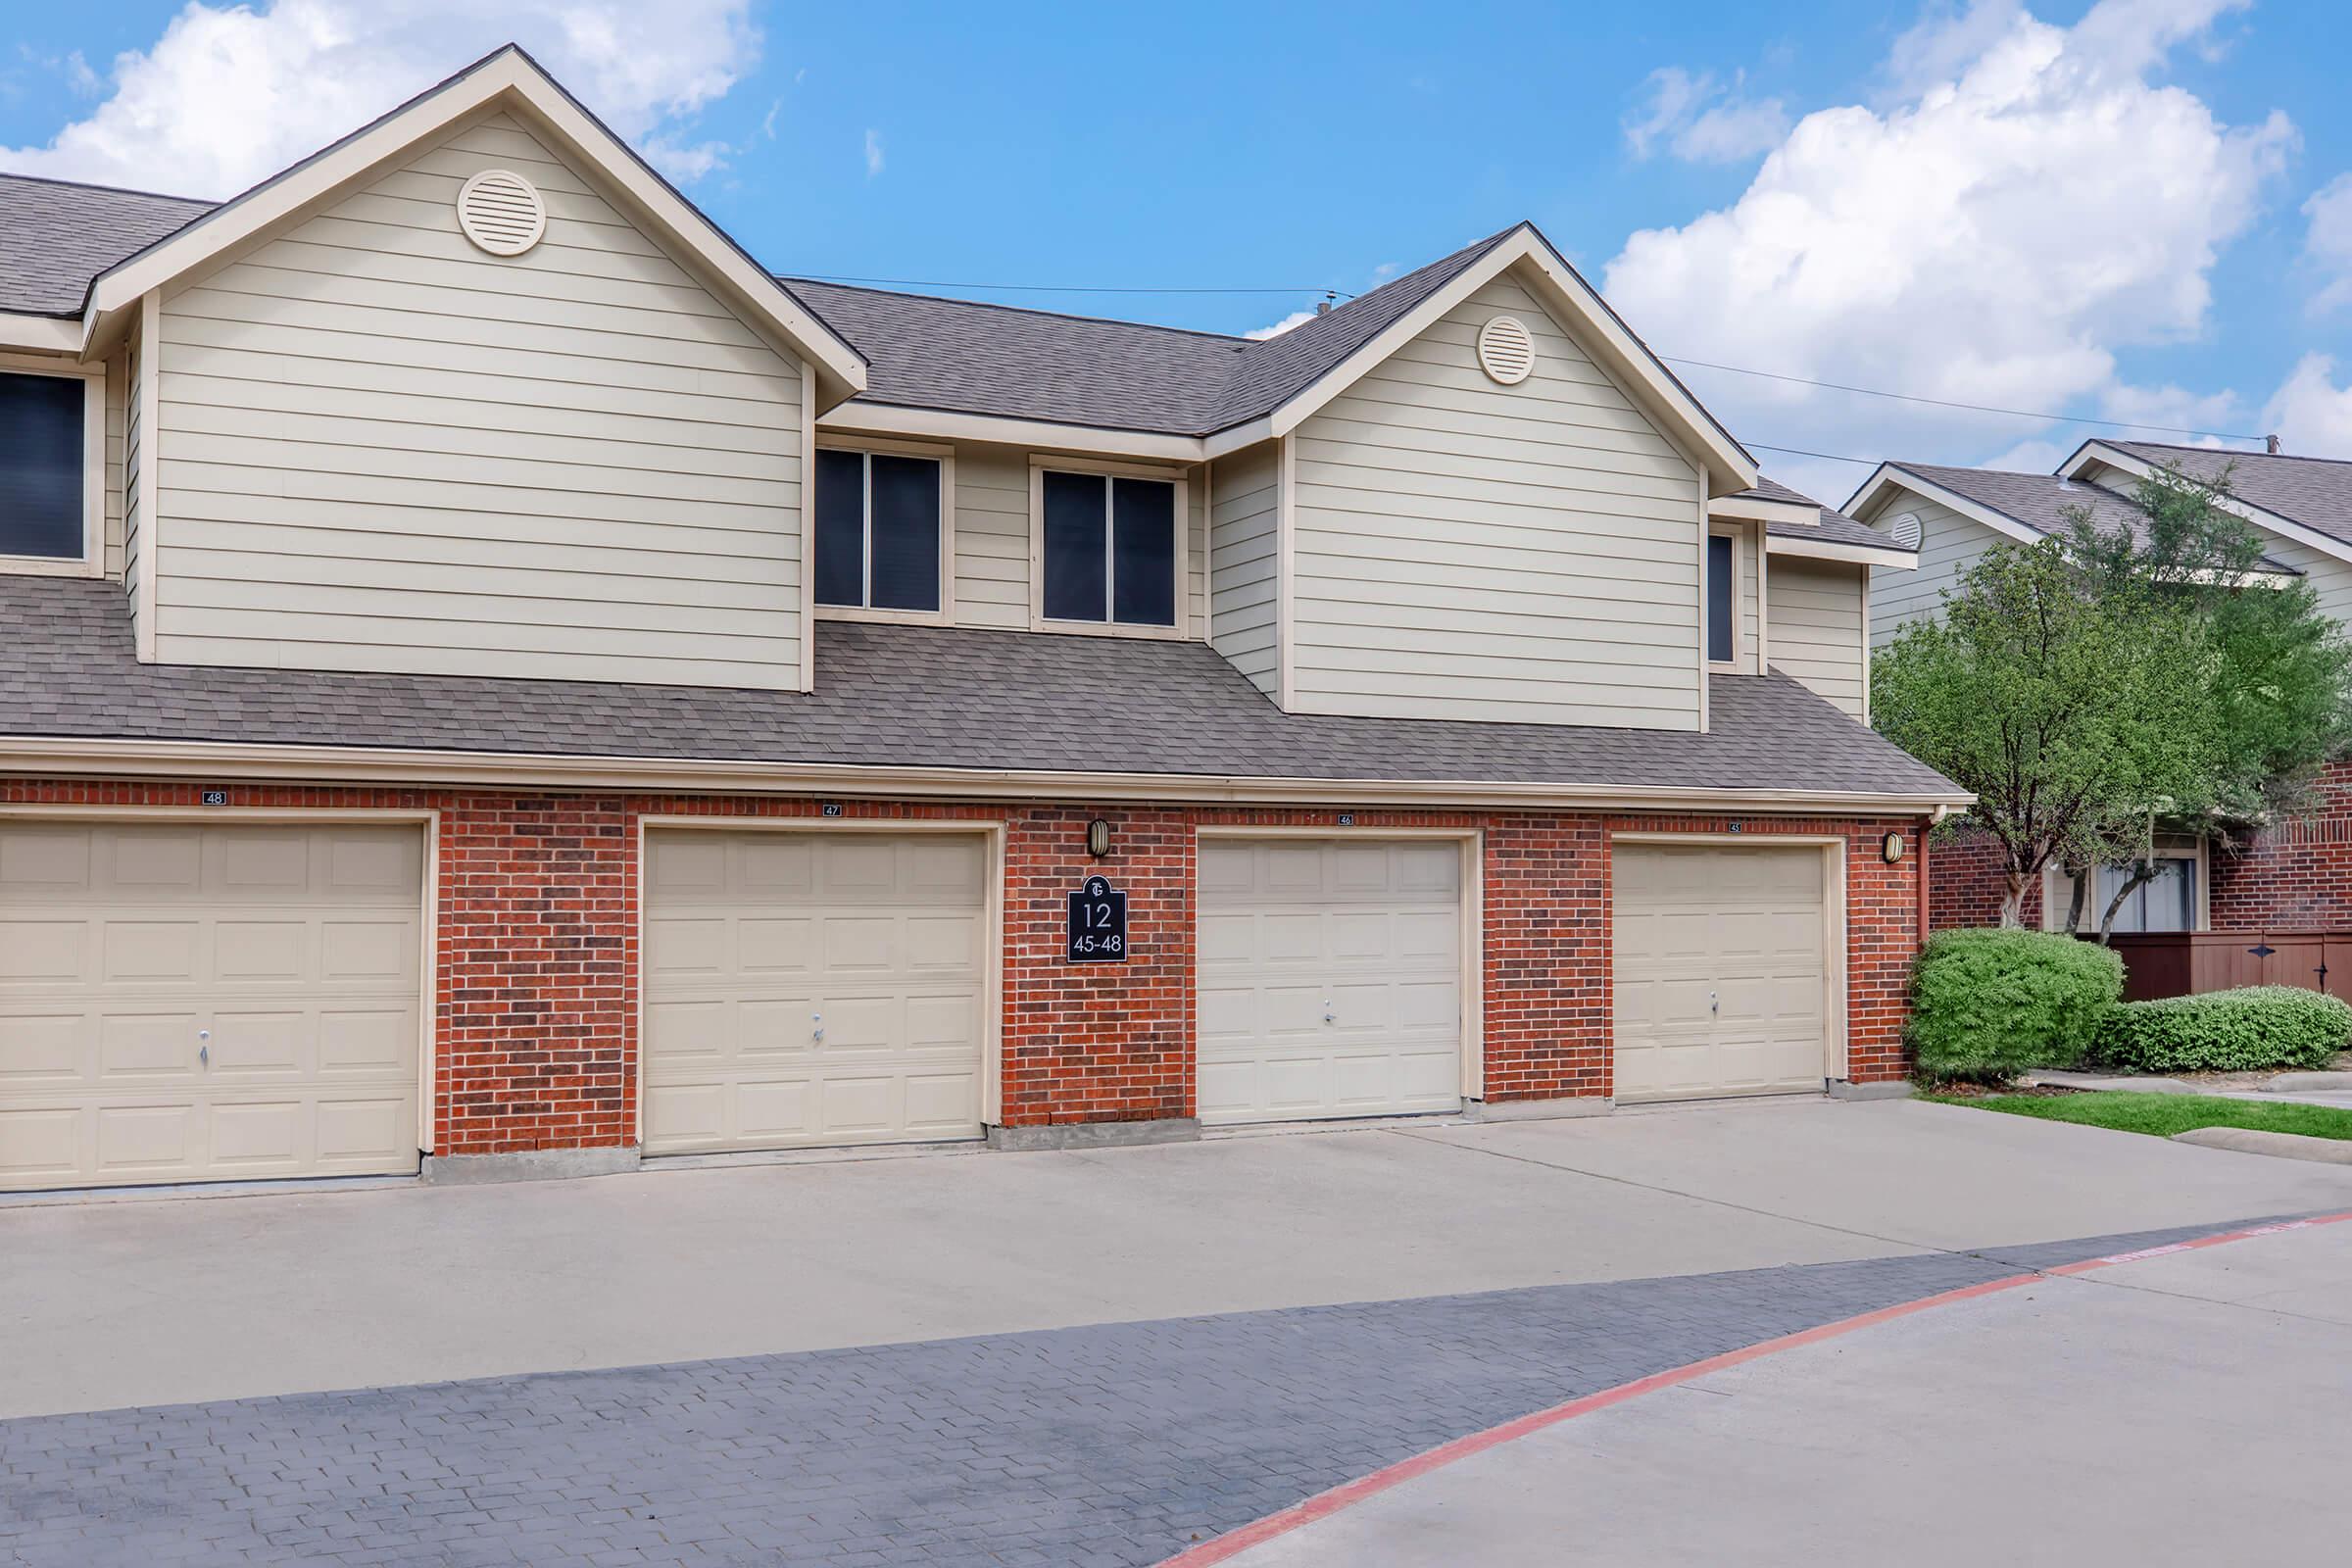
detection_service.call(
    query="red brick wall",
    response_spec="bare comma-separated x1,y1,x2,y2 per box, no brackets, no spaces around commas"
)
1927,822,2041,932
0,780,1935,1151
2210,760,2352,927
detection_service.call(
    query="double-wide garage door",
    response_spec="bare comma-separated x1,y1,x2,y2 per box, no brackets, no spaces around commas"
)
642,829,989,1153
1612,842,1831,1102
1197,838,1465,1125
0,821,425,1191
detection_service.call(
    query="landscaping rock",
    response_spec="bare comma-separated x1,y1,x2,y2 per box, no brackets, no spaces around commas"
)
2169,1127,2352,1165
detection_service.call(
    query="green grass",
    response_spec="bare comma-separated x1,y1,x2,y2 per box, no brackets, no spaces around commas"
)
1926,1090,2352,1142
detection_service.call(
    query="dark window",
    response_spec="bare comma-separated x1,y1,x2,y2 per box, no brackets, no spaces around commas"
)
1705,532,1735,663
0,371,85,561
1042,469,1177,627
812,449,942,612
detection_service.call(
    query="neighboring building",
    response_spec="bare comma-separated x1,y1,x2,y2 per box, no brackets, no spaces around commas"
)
1849,440,2352,934
0,46,1956,1193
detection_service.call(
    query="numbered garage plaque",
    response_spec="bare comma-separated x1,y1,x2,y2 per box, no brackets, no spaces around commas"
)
1065,875,1129,963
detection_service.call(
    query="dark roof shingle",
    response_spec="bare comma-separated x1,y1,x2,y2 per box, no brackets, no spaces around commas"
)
0,173,215,316
2106,441,2352,550
0,577,1960,800
1737,477,1914,558
1886,462,2301,575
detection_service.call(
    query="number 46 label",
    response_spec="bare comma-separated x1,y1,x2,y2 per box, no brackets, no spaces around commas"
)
1064,875,1130,963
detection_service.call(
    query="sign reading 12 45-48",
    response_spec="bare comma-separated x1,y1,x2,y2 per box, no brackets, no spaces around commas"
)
1065,875,1129,963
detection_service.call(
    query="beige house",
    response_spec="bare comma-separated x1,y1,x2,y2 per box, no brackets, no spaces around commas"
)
0,46,1958,1193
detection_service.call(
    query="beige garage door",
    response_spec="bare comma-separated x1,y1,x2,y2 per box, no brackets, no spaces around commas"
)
642,829,989,1153
1197,838,1464,1125
0,820,424,1191
1612,842,1832,1102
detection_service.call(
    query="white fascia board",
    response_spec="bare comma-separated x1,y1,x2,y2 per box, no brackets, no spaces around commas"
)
817,401,1205,463
78,48,866,402
0,736,1976,814
2063,440,2352,570
1767,535,1917,570
1258,226,1761,496
0,314,79,355
1710,494,1819,527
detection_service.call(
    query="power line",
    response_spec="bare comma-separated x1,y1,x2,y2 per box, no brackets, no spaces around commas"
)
1745,442,1886,467
1663,355,2267,443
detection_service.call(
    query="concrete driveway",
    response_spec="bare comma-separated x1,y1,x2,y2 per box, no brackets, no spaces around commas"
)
7,1098,2352,1420
6,1098,2352,1565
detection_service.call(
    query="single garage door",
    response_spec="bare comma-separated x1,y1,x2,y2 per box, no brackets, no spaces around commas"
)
642,829,988,1153
0,820,425,1191
1197,838,1464,1125
1612,842,1831,1102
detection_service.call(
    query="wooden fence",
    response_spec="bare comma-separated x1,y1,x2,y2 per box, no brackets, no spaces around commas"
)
2102,931,2352,1003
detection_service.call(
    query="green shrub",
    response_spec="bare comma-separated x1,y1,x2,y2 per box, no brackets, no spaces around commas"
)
2091,986,2352,1074
1909,928,2124,1082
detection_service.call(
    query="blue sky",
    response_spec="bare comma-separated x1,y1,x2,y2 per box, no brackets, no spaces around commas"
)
6,1,2352,503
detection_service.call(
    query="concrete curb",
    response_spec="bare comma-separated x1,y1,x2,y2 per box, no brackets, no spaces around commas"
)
985,1118,1200,1152
1463,1096,1613,1122
421,1148,643,1185
2023,1070,2196,1095
2170,1127,2352,1165
2261,1072,2352,1094
1826,1080,1913,1102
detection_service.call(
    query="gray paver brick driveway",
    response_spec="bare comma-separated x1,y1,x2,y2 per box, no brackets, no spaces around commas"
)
0,1217,2276,1568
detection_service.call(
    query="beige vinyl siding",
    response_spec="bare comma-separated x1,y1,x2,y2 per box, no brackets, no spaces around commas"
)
1208,439,1281,695
122,329,145,611
935,439,1207,634
948,442,1031,630
101,350,126,579
148,109,807,689
1862,494,2001,647
1286,268,1702,729
1765,555,1868,717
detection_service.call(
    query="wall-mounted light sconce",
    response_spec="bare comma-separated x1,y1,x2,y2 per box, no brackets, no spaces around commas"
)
1882,831,1906,864
1086,818,1113,858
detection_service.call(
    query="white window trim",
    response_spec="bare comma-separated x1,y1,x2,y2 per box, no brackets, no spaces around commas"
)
1028,455,1191,640
811,435,956,626
1705,521,1742,671
0,353,104,579
2042,839,2210,933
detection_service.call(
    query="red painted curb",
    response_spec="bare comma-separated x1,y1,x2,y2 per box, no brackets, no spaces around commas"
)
1157,1210,2352,1566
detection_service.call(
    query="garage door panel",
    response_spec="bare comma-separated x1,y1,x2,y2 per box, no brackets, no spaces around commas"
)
313,1096,413,1166
648,915,728,976
1613,843,1831,1103
1196,839,1465,1126
1,919,84,981
642,829,989,1153
0,1105,78,1180
0,822,424,1191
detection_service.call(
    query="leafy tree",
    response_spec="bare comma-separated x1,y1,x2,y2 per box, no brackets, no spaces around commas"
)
2056,464,2352,932
1872,538,2218,928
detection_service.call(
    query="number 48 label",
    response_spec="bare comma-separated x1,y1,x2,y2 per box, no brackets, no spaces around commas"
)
1064,875,1130,963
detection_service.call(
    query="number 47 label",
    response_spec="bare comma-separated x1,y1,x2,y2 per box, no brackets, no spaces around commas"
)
1064,875,1130,963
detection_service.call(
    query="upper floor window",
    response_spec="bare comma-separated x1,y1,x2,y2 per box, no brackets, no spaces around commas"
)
813,446,945,616
1705,529,1737,665
0,368,91,567
1038,467,1178,630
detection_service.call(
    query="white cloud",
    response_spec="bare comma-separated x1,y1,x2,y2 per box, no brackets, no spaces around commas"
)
2302,173,2352,316
2263,354,2352,457
863,127,884,177
1624,67,1789,164
1246,310,1316,341
1603,0,2289,504
0,0,761,197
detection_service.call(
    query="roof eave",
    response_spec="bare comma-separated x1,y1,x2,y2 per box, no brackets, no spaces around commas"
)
0,734,1974,814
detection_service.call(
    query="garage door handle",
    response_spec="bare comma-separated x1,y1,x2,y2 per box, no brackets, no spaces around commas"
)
812,1011,824,1043
1710,992,1718,1015
198,1028,211,1067
1323,999,1335,1024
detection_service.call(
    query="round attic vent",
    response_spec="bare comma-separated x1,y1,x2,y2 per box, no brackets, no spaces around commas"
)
1476,315,1536,385
456,169,547,257
1887,511,1924,550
